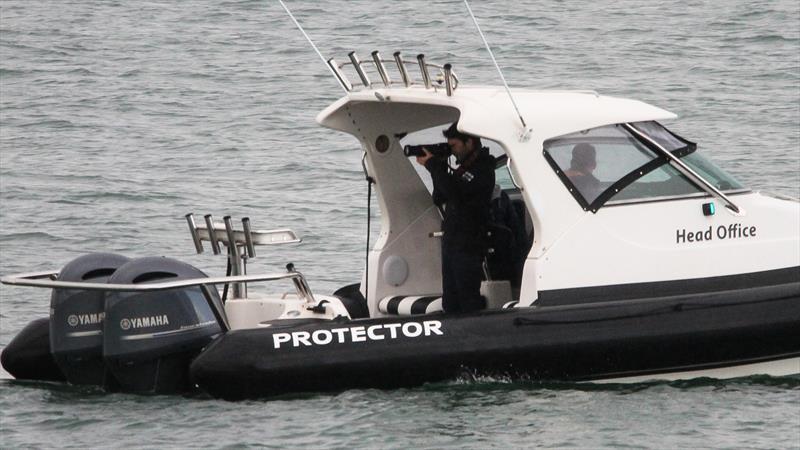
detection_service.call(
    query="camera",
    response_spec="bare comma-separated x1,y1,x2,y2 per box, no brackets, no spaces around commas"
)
403,143,451,158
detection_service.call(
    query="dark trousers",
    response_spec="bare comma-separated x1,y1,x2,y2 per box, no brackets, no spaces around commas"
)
441,240,485,313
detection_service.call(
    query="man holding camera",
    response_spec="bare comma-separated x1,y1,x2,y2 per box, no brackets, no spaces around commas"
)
415,122,495,313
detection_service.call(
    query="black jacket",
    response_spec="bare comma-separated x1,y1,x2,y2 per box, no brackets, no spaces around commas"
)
425,147,496,252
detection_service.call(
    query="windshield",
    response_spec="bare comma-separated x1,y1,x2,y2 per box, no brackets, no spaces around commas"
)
543,121,747,211
680,152,745,192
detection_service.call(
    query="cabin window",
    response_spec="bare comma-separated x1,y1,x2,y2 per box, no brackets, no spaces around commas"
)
628,121,744,192
678,152,744,192
494,155,517,190
608,161,704,202
543,122,747,211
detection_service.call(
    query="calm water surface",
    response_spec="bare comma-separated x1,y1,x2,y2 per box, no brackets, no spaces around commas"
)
1,1,798,448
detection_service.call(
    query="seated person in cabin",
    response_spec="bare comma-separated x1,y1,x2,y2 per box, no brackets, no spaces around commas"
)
415,122,495,313
564,143,601,202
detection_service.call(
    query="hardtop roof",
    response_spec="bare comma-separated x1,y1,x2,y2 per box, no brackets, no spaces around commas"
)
317,85,677,144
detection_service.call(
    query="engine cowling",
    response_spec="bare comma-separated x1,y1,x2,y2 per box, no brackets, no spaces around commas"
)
49,252,131,386
102,256,225,393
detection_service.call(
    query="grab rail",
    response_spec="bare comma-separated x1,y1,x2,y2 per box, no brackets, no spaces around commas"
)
0,268,316,304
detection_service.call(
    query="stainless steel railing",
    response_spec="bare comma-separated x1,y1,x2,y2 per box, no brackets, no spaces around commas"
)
327,50,459,95
184,213,302,300
0,268,316,304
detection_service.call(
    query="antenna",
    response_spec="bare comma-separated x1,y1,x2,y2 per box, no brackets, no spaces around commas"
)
463,0,531,140
278,0,349,94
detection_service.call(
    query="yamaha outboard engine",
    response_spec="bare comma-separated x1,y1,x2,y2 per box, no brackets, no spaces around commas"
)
103,256,226,394
49,252,131,386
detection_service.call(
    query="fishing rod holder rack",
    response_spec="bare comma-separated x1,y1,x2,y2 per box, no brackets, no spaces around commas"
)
185,213,302,299
328,51,459,95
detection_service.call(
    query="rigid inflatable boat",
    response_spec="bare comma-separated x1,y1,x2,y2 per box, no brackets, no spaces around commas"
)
2,52,799,400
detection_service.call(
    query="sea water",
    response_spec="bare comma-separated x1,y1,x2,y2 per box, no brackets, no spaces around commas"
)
1,1,798,447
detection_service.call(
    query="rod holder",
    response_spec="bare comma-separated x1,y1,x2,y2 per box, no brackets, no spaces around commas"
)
223,216,239,254
327,58,352,92
417,54,431,89
185,213,204,254
348,51,371,88
444,63,453,96
371,50,391,87
241,217,256,258
223,216,243,298
204,214,221,255
394,51,411,87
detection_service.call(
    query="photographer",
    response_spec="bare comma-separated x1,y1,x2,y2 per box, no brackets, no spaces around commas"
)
414,122,495,313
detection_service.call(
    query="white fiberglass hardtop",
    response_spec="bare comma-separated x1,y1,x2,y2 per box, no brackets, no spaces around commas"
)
316,60,800,314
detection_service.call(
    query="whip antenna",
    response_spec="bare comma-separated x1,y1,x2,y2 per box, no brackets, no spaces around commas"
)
278,0,348,93
463,0,531,139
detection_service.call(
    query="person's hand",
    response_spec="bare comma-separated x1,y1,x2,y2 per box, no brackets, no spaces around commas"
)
415,148,433,166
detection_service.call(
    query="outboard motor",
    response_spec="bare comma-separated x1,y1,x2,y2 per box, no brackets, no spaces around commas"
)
49,252,131,386
103,257,226,394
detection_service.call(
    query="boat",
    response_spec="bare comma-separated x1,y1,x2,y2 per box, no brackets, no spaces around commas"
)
2,51,798,400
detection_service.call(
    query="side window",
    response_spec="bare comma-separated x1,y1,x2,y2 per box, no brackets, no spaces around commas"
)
494,156,516,190
543,123,707,209
544,125,680,205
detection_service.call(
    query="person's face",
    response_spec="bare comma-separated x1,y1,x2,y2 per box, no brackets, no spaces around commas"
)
447,137,473,160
